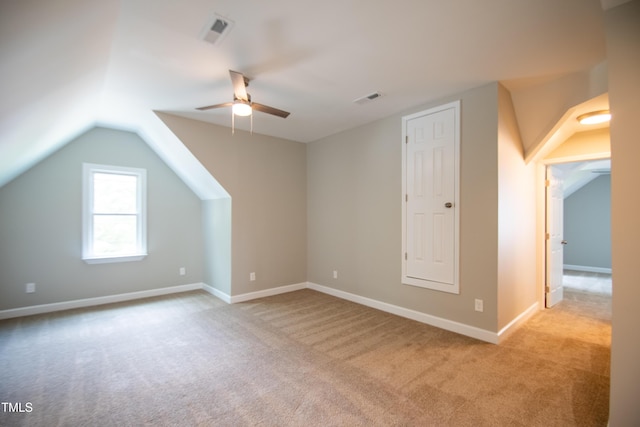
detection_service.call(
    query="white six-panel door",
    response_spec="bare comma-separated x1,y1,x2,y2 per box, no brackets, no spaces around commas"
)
546,165,565,307
402,101,460,293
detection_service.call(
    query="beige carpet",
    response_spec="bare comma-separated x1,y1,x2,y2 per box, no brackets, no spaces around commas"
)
0,288,610,426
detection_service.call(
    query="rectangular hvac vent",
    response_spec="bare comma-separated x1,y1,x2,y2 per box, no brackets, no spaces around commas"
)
201,13,234,45
211,19,229,34
354,92,382,104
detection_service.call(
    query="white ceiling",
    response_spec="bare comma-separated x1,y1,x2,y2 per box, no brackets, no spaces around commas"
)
0,0,609,188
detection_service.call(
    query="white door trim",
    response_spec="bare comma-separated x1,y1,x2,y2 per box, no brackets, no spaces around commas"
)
536,153,611,308
402,100,461,293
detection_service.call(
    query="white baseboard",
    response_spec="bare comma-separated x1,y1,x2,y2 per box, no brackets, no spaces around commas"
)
564,264,612,274
226,282,308,304
1,280,540,345
0,282,306,320
0,283,204,320
496,302,540,343
308,282,504,344
202,284,231,303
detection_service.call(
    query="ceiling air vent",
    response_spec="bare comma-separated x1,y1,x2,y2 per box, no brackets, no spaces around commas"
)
201,13,234,46
353,92,382,105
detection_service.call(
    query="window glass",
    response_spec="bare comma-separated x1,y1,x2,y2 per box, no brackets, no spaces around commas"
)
93,173,137,214
93,214,138,256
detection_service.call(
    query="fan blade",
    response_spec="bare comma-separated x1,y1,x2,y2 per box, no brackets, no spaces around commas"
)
229,70,249,101
196,102,233,111
252,102,290,118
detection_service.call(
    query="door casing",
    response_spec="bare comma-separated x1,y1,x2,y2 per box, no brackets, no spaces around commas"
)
402,101,460,294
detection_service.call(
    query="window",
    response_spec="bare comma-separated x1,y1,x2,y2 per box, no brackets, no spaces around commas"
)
83,163,147,263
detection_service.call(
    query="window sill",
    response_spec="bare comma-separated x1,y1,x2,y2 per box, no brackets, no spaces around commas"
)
83,254,147,264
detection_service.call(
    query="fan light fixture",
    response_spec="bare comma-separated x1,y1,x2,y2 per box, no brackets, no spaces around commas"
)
577,110,611,125
232,101,252,116
196,70,290,135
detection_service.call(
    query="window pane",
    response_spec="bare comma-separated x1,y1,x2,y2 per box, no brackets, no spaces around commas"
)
93,215,137,256
93,173,137,213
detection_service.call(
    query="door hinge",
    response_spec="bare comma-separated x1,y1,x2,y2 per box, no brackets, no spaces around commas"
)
545,179,550,187
405,252,408,260
405,135,408,144
405,194,408,202
545,286,550,293
546,232,550,240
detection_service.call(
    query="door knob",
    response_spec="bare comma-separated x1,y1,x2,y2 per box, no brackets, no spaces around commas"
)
561,240,568,245
445,202,453,208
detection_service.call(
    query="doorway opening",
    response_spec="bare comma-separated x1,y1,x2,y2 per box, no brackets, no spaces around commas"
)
545,159,612,310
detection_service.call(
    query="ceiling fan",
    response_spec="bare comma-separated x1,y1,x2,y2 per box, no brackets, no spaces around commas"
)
196,70,290,133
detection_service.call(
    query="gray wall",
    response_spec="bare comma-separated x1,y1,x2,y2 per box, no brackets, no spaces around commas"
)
202,198,231,294
563,175,611,269
0,127,204,310
307,82,537,333
606,0,640,423
497,83,538,329
157,113,308,296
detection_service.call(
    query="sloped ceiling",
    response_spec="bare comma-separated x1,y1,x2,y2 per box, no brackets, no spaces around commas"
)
0,0,608,189
555,158,611,198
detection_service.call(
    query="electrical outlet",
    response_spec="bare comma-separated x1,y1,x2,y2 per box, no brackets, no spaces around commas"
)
25,283,36,293
179,267,186,276
333,270,338,279
475,299,484,312
250,272,256,282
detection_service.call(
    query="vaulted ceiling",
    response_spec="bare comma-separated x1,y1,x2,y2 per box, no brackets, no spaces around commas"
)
1,0,611,189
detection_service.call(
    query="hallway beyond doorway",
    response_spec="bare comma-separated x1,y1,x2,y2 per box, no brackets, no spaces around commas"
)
561,269,612,324
564,269,612,296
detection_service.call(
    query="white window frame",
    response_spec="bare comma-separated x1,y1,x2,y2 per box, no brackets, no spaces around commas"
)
82,163,147,264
